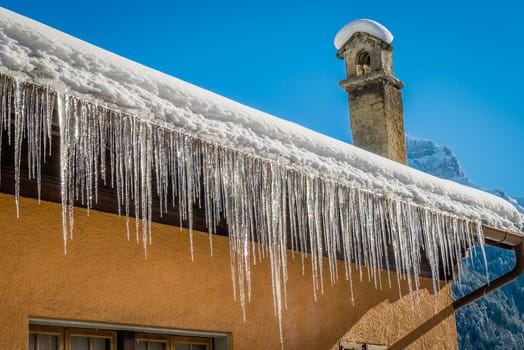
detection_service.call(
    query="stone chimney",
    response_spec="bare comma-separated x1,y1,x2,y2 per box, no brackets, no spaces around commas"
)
335,19,407,164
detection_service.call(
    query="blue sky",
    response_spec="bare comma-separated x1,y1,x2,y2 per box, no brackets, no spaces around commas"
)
3,0,523,196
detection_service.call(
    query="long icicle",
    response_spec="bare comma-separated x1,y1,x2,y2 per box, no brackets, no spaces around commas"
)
0,73,489,348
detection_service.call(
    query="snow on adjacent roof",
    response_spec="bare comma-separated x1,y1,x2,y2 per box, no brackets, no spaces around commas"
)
334,19,394,49
0,7,519,233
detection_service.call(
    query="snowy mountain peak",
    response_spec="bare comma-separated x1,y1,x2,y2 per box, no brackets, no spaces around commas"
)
406,136,474,187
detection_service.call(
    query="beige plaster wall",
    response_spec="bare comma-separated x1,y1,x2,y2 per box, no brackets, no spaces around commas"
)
0,193,457,349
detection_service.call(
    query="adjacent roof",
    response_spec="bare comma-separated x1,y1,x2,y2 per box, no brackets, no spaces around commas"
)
0,7,520,233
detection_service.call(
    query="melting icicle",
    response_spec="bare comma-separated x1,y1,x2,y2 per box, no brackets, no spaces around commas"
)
0,75,54,216
0,73,494,348
56,94,491,348
57,93,68,254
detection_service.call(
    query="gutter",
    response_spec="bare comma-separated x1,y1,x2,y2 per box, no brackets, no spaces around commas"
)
453,225,524,311
388,225,524,350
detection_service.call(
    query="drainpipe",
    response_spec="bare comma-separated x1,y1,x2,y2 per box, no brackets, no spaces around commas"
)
453,225,524,310
388,226,524,350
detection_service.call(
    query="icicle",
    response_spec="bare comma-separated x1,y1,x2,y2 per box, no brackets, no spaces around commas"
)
0,73,491,350
0,74,11,176
0,76,54,217
57,93,68,254
475,223,489,282
13,78,23,217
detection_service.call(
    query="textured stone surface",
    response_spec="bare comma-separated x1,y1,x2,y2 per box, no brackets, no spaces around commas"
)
338,32,407,165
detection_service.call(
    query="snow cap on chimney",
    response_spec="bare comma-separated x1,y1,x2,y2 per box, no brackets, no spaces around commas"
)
334,19,393,49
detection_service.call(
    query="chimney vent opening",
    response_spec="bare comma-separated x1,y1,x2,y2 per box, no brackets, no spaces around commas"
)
356,50,371,76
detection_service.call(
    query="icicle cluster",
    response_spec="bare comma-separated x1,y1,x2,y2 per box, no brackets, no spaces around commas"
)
0,74,55,215
0,74,486,346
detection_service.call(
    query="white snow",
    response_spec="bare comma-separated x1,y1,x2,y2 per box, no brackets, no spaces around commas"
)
0,7,519,233
334,19,394,49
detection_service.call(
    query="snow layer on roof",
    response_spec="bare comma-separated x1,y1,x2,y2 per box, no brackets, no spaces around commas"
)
0,7,520,233
334,19,394,49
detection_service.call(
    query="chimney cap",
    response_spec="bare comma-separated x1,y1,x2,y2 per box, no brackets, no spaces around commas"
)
334,19,393,49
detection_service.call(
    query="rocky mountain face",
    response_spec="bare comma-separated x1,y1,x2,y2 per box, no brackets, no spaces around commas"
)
406,135,524,350
406,136,474,187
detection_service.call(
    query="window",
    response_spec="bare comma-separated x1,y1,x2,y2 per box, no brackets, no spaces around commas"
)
29,326,64,350
135,334,212,350
136,334,168,350
65,329,116,350
29,326,213,350
172,336,213,350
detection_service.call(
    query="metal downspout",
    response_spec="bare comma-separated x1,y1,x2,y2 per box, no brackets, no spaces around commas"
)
388,226,524,350
453,228,524,310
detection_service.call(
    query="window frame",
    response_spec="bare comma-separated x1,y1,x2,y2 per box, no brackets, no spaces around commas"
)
29,324,215,350
171,336,213,350
135,333,169,350
29,325,65,350
64,328,116,350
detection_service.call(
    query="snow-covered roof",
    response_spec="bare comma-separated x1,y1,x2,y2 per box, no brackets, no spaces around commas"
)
334,19,394,49
2,7,522,346
0,7,519,233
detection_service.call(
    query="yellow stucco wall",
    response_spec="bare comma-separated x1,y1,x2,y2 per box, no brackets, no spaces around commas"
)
0,193,458,349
